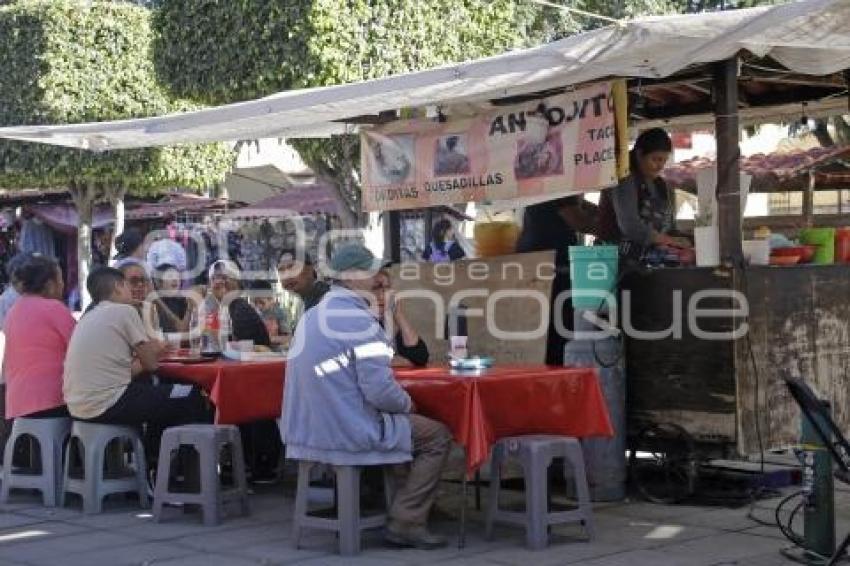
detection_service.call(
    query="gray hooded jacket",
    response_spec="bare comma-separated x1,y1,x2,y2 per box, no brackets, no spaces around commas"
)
279,286,412,466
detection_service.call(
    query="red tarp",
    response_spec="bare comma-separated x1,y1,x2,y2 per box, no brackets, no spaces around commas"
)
25,203,114,234
125,194,235,220
159,361,614,474
224,184,346,220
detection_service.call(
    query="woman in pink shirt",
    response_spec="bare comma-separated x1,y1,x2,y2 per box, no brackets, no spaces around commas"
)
4,255,75,418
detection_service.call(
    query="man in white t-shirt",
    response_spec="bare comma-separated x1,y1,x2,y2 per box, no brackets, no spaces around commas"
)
63,267,211,460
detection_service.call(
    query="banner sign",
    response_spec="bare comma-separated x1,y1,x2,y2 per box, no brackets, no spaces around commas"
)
361,81,619,211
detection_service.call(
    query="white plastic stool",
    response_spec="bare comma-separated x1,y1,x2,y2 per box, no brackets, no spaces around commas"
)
153,424,249,525
61,421,149,514
1,417,71,506
292,461,393,556
485,435,595,550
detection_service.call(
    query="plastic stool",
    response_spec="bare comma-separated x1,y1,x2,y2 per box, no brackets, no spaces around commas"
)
152,424,249,525
1,417,71,506
485,435,595,550
61,422,149,514
292,461,393,556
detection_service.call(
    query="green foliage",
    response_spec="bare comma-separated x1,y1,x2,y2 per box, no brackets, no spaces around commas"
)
0,0,233,194
153,0,555,213
154,0,546,105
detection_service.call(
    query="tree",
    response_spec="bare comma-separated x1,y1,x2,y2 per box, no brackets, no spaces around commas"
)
153,0,571,221
0,0,233,304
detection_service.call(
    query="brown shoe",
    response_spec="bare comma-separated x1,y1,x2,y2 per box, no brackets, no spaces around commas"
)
385,523,448,550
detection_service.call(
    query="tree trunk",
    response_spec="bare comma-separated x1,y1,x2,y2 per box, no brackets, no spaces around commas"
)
105,185,127,261
70,182,97,310
311,165,360,228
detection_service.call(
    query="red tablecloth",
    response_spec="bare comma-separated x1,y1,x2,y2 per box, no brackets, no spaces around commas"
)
160,360,285,425
159,362,613,473
395,366,613,472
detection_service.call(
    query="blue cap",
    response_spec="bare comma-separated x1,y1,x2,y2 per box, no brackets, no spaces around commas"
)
329,242,389,273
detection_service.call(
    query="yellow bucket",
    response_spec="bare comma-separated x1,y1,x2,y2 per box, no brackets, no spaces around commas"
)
474,221,519,257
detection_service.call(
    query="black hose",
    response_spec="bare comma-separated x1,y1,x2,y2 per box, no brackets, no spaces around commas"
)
775,490,804,546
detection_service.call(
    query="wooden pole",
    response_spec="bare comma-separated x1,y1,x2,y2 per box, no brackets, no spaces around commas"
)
803,171,815,227
714,58,742,261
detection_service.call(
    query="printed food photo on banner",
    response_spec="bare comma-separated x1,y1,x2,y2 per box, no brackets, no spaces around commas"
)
515,131,564,180
434,134,471,176
368,134,415,184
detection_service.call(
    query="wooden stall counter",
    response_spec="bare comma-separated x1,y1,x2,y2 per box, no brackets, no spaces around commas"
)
623,263,850,457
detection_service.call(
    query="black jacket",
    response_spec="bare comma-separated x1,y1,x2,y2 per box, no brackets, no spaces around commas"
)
229,298,271,347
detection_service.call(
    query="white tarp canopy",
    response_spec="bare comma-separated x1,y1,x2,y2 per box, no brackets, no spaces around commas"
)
1,0,848,151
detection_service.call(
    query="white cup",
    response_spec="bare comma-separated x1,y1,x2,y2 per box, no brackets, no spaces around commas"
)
165,333,182,350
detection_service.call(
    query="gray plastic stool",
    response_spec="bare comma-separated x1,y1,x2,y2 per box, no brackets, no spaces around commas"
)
485,435,595,550
152,424,249,525
1,417,71,506
292,461,392,556
61,421,149,514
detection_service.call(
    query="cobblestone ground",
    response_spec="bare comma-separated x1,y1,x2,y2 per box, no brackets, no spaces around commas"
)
1,469,833,566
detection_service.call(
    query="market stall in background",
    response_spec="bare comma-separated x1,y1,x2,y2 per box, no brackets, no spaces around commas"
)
222,183,350,272
0,190,243,304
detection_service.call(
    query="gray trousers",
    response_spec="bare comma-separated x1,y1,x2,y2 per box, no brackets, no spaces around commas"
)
388,414,452,528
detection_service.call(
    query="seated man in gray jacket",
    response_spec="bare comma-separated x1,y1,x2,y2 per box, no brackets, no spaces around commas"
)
280,242,451,549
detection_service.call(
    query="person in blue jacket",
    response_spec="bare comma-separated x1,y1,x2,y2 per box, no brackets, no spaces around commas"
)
280,242,451,549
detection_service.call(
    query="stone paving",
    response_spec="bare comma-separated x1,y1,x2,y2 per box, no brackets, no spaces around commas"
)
1,472,837,566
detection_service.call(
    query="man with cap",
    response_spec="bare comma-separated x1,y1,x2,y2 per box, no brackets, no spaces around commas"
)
278,247,428,367
281,242,452,549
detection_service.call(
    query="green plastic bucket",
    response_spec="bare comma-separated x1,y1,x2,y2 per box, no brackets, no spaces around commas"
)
569,245,619,310
800,227,835,264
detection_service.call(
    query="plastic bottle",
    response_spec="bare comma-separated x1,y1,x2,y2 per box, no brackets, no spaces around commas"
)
201,305,221,354
219,306,232,350
188,308,201,355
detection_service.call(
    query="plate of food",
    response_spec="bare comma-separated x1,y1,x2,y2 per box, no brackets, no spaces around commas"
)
222,345,286,362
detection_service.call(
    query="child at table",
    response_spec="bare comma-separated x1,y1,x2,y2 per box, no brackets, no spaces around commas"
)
251,281,291,348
